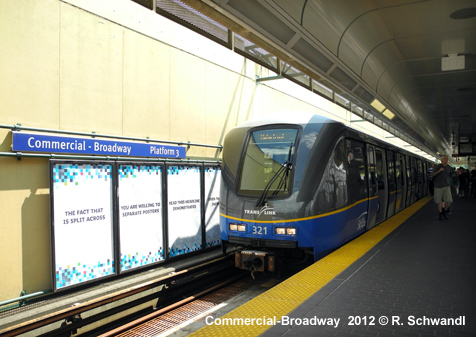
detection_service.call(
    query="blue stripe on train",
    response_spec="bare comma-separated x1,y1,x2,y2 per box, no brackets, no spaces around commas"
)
221,201,369,261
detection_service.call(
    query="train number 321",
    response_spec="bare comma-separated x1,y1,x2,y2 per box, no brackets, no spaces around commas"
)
252,226,268,235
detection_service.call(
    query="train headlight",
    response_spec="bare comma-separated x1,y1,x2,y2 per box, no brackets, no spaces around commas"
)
286,227,297,235
229,223,246,232
275,227,297,236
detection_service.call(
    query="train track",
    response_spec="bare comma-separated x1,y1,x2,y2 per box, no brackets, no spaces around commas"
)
0,254,240,337
96,273,256,337
1,250,312,337
95,255,313,336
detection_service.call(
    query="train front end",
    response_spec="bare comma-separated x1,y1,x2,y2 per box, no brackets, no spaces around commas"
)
219,113,337,272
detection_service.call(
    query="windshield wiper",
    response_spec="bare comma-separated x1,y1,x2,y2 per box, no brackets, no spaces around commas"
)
271,161,292,196
255,142,293,208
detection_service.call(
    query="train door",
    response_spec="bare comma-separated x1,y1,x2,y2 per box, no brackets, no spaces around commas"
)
417,160,424,198
375,147,388,224
409,157,415,203
422,161,428,195
386,150,396,218
366,145,378,229
345,138,368,236
411,157,419,203
395,153,406,212
405,155,412,207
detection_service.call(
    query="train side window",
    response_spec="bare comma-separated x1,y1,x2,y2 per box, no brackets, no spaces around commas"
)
346,139,367,203
375,149,385,190
333,140,347,209
395,153,403,186
387,150,396,191
313,139,348,214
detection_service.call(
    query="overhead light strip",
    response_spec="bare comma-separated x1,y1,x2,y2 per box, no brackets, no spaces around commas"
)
370,99,386,112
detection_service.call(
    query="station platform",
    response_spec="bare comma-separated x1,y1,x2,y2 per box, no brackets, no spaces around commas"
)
191,195,476,337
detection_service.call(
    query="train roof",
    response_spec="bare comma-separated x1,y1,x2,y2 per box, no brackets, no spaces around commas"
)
236,112,339,128
230,112,431,163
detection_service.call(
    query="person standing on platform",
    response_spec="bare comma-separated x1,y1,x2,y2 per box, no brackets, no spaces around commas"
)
457,167,469,197
471,164,476,197
432,155,453,220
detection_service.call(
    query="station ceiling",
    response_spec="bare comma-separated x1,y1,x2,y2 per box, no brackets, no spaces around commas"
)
181,0,476,164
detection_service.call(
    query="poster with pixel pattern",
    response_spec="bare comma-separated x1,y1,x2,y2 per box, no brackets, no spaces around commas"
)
204,166,221,248
118,164,164,272
167,165,202,257
51,162,115,290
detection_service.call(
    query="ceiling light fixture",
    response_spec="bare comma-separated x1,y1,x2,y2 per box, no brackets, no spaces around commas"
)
383,110,395,120
442,54,465,71
370,99,386,112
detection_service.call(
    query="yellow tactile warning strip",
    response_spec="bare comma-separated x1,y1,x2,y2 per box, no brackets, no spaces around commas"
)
190,196,432,337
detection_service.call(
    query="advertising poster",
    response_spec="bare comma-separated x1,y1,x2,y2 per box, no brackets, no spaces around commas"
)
167,165,202,257
204,166,221,248
118,164,164,272
51,162,115,291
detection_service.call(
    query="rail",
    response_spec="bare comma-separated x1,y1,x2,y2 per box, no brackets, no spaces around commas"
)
0,255,234,337
98,274,246,337
0,123,222,162
0,151,221,163
0,290,52,310
0,124,223,149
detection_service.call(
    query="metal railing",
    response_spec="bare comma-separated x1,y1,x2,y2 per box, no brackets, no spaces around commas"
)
0,124,222,163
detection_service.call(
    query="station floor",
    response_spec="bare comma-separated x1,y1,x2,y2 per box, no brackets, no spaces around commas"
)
191,195,476,337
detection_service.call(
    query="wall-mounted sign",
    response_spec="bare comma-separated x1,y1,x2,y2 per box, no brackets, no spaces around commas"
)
458,142,476,156
12,131,186,158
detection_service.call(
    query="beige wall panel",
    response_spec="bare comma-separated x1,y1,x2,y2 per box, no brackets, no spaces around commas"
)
165,55,257,159
59,3,123,134
0,0,60,128
258,80,343,121
0,156,50,301
0,183,23,301
259,85,302,115
168,49,207,147
19,159,51,293
122,31,171,140
0,159,23,301
203,64,256,147
0,0,59,302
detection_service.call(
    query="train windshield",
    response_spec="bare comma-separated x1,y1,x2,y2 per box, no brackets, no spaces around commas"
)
238,127,299,197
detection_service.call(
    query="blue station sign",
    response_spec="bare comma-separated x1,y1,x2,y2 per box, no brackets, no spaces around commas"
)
12,131,186,159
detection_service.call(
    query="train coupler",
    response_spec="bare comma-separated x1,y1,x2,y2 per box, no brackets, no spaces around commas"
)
235,250,276,273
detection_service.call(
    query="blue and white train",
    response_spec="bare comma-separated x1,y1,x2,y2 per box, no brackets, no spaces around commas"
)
219,113,430,272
